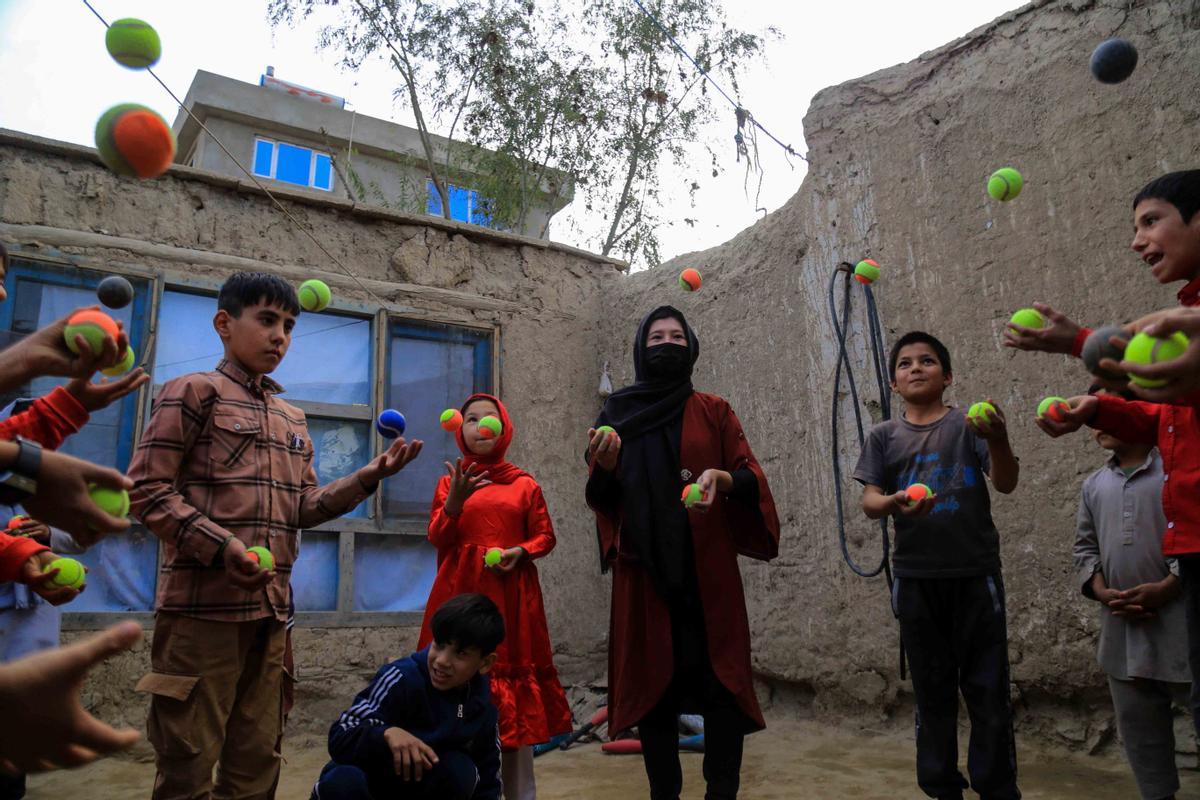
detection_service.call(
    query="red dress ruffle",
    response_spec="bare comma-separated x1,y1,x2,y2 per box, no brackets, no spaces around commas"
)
418,474,573,750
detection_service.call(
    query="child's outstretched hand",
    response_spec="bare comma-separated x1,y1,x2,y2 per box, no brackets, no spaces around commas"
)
443,458,491,517
587,427,621,472
0,620,141,774
1099,307,1200,402
1002,303,1083,354
383,726,438,781
66,368,149,412
2,307,129,387
359,438,424,488
20,550,85,606
488,547,526,574
966,400,1008,442
1034,395,1096,438
22,449,132,545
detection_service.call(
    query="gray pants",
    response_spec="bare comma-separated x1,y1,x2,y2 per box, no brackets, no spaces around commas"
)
1108,676,1187,800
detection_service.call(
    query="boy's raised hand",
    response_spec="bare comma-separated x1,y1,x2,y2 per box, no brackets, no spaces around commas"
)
20,550,85,606
1034,395,1097,438
1099,307,1200,401
221,538,274,591
1,307,128,389
22,450,132,546
0,620,142,774
358,438,424,488
966,400,1008,441
66,369,149,412
1002,303,1083,354
587,427,621,472
443,458,491,517
383,726,438,781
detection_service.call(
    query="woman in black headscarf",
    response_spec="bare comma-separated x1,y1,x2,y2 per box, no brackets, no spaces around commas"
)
585,306,780,800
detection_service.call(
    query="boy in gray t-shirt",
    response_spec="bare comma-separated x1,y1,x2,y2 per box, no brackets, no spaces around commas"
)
1074,391,1190,800
854,331,1020,800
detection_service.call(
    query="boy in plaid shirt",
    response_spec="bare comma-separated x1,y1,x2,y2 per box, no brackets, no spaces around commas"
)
129,273,423,800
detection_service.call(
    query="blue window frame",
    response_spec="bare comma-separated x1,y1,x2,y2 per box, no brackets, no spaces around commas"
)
426,181,494,227
0,260,157,612
252,138,333,191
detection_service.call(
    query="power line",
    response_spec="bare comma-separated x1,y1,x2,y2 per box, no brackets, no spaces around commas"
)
629,0,805,164
80,0,391,309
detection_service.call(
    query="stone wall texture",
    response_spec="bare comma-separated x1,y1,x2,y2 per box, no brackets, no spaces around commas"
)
4,0,1200,758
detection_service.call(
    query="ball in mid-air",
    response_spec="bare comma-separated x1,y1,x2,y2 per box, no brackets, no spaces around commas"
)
1090,38,1138,84
987,168,1023,202
478,416,502,440
94,103,176,179
97,275,135,309
105,18,162,69
679,268,702,292
440,408,463,432
298,279,331,312
1124,330,1189,388
854,259,880,285
376,409,407,439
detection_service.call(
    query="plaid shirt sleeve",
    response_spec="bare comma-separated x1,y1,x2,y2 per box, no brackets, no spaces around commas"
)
0,387,89,450
128,376,231,566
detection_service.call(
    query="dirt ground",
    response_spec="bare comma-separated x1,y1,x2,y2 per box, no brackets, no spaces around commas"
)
24,718,1200,799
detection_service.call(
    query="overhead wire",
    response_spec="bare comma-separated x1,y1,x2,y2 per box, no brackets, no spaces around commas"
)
80,0,391,310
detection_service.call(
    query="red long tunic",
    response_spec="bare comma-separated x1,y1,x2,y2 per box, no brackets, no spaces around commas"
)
417,473,573,750
586,392,781,735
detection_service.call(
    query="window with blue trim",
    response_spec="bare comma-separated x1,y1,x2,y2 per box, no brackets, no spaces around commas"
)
427,181,494,227
0,260,157,612
252,137,333,191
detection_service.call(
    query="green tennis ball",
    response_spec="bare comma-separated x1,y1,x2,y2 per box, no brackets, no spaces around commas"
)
484,547,503,567
905,483,935,505
246,545,275,571
1037,396,1070,421
1009,308,1045,330
596,425,616,437
298,279,331,312
478,416,502,440
88,484,130,517
64,309,120,356
95,103,176,179
105,18,162,69
101,346,136,377
681,483,703,508
1125,330,1189,388
987,167,1024,201
854,259,880,285
44,557,86,591
967,401,997,427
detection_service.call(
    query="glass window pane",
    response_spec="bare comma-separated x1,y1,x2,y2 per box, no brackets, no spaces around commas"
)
69,526,159,612
426,180,442,215
293,531,338,611
153,291,222,387
272,313,371,405
275,143,312,186
384,324,491,517
314,154,332,191
253,140,274,177
352,534,436,612
449,185,471,222
308,417,370,519
470,191,494,228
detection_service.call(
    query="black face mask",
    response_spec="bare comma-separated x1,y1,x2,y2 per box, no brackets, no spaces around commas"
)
644,343,691,381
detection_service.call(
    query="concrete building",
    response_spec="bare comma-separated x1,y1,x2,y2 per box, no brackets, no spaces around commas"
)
173,69,572,238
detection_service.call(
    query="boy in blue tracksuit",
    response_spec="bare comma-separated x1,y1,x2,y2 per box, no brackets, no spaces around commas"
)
312,593,504,800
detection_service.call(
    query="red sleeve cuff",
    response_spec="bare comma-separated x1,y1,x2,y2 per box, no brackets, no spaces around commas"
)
44,385,90,429
0,534,51,583
1071,327,1093,359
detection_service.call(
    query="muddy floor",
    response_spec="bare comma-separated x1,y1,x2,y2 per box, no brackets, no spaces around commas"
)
26,718,1200,798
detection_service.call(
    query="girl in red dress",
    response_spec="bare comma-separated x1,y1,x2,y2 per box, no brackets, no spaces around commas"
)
417,393,572,800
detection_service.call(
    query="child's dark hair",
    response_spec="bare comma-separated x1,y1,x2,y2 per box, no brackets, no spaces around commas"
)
217,272,300,317
1134,170,1200,224
430,593,505,655
889,331,952,380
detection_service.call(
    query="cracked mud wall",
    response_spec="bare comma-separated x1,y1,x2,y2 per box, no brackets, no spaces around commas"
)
0,131,618,742
594,0,1200,748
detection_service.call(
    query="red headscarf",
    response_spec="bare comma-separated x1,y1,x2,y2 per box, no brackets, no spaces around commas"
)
455,393,529,485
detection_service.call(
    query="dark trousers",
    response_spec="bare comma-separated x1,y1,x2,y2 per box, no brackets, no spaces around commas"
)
895,575,1020,800
0,773,24,800
1176,556,1200,743
310,753,479,800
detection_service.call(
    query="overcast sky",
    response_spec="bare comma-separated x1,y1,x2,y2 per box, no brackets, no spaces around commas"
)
0,0,1023,266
